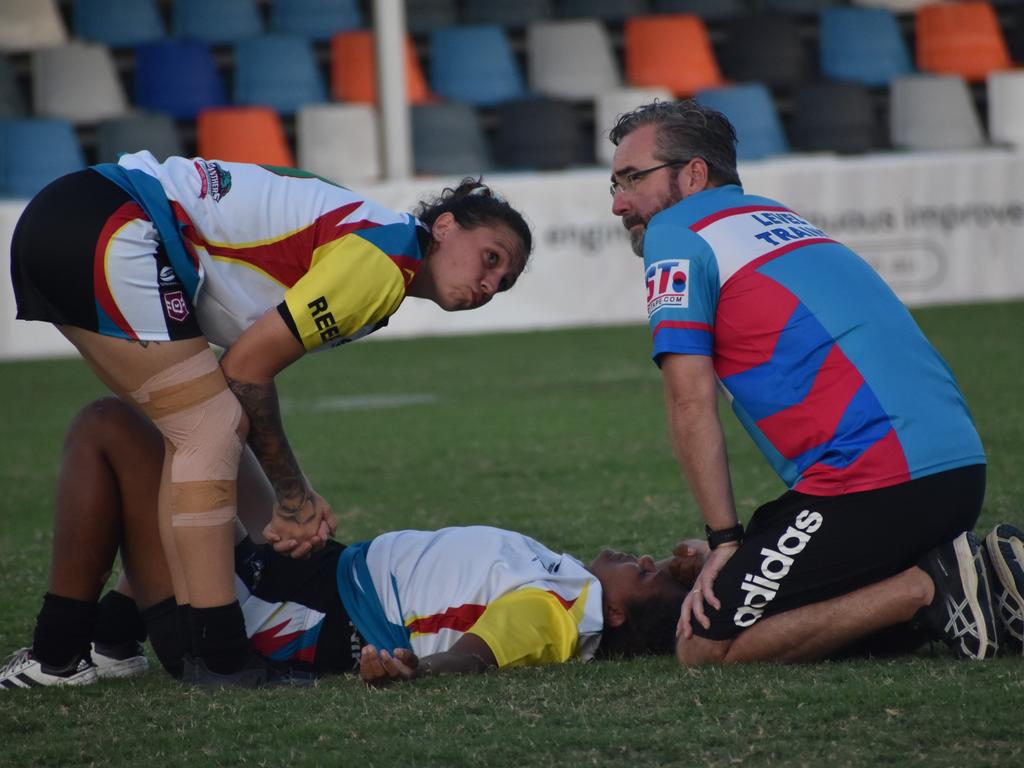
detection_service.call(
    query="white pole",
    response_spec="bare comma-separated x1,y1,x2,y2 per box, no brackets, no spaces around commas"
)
373,0,413,180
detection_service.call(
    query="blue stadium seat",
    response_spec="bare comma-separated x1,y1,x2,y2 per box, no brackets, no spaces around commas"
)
133,40,227,120
429,25,526,106
820,7,913,86
74,0,165,48
172,0,263,45
0,118,84,198
270,0,362,40
234,35,326,115
695,83,789,161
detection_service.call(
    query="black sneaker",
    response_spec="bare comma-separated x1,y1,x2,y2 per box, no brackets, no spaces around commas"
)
983,523,1024,655
916,532,998,660
182,653,317,690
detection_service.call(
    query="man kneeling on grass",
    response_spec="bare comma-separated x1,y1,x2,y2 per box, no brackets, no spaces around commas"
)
0,398,695,690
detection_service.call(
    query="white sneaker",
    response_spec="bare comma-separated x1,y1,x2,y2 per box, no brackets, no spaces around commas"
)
0,648,98,690
91,641,149,679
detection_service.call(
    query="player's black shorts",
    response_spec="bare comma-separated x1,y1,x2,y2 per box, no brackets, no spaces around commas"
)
692,464,986,641
234,537,362,674
10,169,201,341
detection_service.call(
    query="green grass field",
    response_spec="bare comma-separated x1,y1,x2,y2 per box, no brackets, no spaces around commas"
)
1,301,1022,768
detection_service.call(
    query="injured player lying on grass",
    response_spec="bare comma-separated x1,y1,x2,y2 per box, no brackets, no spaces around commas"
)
0,398,698,690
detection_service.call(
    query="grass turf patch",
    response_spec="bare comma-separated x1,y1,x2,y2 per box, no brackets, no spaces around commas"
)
0,301,1022,767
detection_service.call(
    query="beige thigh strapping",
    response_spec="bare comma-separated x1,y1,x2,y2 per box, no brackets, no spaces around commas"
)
130,351,244,527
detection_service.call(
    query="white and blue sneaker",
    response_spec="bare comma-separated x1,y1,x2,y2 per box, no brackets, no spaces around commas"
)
983,523,1024,656
917,532,998,660
91,641,149,679
0,648,98,690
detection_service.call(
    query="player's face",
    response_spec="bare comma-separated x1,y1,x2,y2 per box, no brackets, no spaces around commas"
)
416,214,524,311
588,548,690,607
610,123,686,258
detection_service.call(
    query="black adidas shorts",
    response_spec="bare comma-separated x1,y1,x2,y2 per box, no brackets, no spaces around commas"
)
692,464,986,641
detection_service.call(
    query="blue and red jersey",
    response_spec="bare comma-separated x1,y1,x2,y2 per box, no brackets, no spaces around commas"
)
644,184,984,495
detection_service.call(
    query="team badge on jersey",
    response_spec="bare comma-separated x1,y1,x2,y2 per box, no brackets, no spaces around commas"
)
646,259,690,315
194,159,232,202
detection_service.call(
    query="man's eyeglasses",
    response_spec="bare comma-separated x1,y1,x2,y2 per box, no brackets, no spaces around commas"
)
609,159,692,197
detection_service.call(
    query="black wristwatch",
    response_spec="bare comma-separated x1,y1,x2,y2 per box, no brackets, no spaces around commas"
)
705,523,744,550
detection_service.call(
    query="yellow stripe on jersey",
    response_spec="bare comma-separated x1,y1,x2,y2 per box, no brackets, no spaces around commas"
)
467,585,590,669
283,237,406,351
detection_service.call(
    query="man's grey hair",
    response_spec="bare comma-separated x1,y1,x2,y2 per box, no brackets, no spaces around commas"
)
608,99,742,188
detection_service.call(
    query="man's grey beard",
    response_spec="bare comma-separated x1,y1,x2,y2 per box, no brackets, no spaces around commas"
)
629,226,645,257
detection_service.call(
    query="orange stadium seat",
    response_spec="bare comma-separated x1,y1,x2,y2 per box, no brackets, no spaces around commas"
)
197,106,294,166
624,14,723,97
915,1,1011,82
330,30,431,105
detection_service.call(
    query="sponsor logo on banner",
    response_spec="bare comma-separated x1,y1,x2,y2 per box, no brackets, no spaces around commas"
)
194,159,233,202
646,259,690,315
158,266,178,285
163,291,190,322
732,509,823,629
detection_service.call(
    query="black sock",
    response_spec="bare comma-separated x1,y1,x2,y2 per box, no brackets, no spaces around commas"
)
141,598,185,679
32,593,98,669
177,603,193,657
189,603,251,675
94,590,147,647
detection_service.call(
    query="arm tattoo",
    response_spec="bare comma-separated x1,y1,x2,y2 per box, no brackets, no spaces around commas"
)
225,376,312,523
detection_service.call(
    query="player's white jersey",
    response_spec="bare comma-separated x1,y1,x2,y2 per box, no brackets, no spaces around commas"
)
362,526,605,667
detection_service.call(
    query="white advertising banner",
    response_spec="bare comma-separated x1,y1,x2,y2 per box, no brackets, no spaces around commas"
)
2,148,1024,360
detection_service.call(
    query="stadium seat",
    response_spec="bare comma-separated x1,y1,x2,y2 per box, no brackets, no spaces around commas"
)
526,20,620,99
411,102,492,175
234,35,326,115
405,0,458,36
0,0,67,54
719,14,808,89
790,82,882,153
172,0,263,45
850,0,932,10
0,118,84,198
270,0,363,40
820,7,913,86
695,83,789,161
462,0,554,26
915,1,1012,82
74,0,165,48
651,0,750,19
889,74,985,150
429,26,526,106
95,113,184,164
492,98,589,170
762,0,841,13
133,40,227,120
32,42,129,124
0,55,27,118
197,107,295,165
330,30,432,105
296,103,380,184
624,15,723,97
594,86,673,165
987,70,1024,148
557,0,649,21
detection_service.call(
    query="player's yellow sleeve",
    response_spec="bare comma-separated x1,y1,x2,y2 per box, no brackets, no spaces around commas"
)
467,587,589,668
282,235,406,351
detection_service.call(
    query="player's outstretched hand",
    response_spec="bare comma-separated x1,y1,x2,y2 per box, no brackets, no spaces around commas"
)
360,645,419,686
264,488,337,559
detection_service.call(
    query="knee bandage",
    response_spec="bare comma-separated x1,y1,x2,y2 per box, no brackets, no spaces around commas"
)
130,351,244,528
